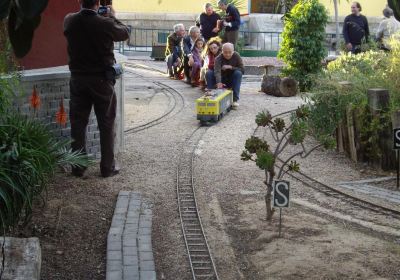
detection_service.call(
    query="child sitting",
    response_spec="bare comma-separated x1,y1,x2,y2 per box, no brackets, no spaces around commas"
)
190,38,205,86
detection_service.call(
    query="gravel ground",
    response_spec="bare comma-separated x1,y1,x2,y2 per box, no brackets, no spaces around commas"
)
11,59,400,279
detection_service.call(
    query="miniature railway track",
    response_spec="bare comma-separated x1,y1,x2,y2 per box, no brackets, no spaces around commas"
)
124,66,185,134
176,126,219,280
267,110,400,219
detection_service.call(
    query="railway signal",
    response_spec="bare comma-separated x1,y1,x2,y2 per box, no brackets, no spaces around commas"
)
273,180,290,237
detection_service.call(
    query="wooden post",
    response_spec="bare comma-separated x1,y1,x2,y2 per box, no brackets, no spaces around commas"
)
346,105,357,162
337,123,344,153
338,82,352,154
367,88,394,170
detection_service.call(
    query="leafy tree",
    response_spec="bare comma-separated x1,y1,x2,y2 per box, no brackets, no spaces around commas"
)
0,0,49,58
278,0,329,90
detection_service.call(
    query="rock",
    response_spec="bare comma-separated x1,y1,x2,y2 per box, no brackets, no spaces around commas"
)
279,77,298,97
0,237,41,280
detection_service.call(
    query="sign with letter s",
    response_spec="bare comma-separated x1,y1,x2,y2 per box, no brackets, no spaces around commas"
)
273,180,290,208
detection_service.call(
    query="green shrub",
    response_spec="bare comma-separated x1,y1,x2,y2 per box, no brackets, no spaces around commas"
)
278,0,328,90
0,113,91,230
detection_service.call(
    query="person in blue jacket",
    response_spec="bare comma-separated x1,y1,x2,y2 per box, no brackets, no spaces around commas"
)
218,0,241,45
343,1,370,54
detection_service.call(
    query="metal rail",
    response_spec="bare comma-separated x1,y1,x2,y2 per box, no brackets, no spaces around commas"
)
269,111,400,218
176,126,220,280
123,65,185,134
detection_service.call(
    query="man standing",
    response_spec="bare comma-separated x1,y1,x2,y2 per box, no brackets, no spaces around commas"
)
376,6,400,51
64,0,129,177
166,23,185,78
343,1,369,54
182,26,201,84
206,43,243,108
197,3,221,41
218,0,241,45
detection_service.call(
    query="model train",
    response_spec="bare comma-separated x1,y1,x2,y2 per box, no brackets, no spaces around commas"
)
195,89,233,124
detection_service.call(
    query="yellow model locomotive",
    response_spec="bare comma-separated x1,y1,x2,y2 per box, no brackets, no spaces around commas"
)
195,89,233,124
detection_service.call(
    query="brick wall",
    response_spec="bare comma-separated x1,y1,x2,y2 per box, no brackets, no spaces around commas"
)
15,66,125,160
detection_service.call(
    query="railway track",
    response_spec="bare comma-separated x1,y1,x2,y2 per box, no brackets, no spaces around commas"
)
177,126,219,280
124,66,185,134
125,64,220,278
266,110,400,219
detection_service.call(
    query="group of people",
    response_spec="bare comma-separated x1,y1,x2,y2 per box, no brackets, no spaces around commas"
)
343,1,400,54
165,0,243,107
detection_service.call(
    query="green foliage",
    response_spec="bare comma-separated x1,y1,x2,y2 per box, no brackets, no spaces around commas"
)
244,136,269,154
278,0,329,90
388,0,400,22
0,113,92,230
256,150,275,170
255,110,272,127
290,120,308,144
288,160,300,172
2,0,49,58
272,118,286,132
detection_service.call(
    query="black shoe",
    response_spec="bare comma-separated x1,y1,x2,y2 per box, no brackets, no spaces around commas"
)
101,167,120,178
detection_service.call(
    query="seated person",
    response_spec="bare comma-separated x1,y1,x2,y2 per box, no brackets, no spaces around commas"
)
376,7,400,51
182,26,201,84
206,43,243,108
166,23,185,78
189,38,205,86
200,37,222,89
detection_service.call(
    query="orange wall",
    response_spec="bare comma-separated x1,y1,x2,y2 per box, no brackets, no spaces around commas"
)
19,1,80,70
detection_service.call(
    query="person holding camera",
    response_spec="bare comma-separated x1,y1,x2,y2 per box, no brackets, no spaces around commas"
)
217,0,241,45
64,0,129,178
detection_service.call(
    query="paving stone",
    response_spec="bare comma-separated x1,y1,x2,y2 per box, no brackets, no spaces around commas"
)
138,243,153,252
123,246,138,256
108,241,122,251
124,224,138,234
125,218,139,225
138,227,152,236
107,260,122,272
123,266,139,280
140,260,155,271
140,271,156,280
139,220,152,229
123,237,137,247
106,270,122,280
118,191,131,197
139,251,154,261
138,235,152,245
107,250,122,261
123,255,138,266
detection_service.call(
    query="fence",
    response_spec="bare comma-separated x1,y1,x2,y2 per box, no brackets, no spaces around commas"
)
116,27,341,56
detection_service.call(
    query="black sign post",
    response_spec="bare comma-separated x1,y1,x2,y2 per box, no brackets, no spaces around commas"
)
273,180,290,237
393,128,400,189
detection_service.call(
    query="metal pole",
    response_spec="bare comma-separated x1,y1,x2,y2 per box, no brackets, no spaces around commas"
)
397,150,399,189
279,208,282,238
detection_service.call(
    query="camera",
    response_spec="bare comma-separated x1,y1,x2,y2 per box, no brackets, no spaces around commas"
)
98,0,112,15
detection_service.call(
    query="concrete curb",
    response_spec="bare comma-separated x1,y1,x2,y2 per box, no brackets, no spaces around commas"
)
106,191,156,280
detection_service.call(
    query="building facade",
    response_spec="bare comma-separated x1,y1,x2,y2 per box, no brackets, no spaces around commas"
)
114,0,387,18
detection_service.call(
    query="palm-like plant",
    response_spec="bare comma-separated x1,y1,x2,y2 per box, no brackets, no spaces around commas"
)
0,113,92,231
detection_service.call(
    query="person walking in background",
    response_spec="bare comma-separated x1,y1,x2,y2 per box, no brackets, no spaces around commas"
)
64,0,129,178
202,37,222,90
197,3,221,42
190,38,205,86
182,26,201,84
343,1,370,54
166,23,185,79
376,6,400,51
217,0,241,45
207,43,243,108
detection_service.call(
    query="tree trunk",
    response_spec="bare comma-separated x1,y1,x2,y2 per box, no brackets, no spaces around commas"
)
334,0,340,54
265,169,275,221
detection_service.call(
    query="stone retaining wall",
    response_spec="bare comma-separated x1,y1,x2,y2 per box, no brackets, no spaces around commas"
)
14,63,125,159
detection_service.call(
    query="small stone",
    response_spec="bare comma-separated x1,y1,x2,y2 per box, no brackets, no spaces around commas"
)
56,250,63,255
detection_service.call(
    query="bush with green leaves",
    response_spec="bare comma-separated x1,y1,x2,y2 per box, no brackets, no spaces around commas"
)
278,0,328,90
241,106,335,221
0,113,92,231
